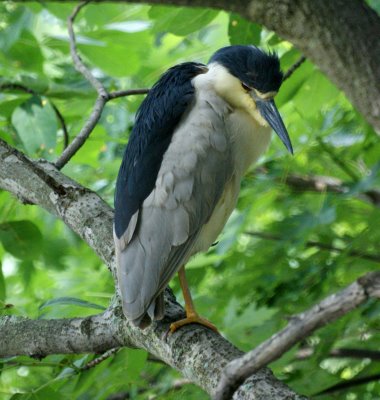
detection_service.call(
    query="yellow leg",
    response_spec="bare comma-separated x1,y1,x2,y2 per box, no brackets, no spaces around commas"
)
169,266,218,333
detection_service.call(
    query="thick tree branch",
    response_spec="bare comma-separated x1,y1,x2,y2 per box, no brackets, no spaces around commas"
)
215,272,380,400
0,310,123,358
0,138,303,400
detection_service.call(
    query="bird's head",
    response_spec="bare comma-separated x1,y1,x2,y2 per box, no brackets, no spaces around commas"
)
208,45,293,154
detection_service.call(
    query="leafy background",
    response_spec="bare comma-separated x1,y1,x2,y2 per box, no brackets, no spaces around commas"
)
0,2,379,399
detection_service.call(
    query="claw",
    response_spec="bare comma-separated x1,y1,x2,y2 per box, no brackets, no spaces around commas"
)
169,313,218,333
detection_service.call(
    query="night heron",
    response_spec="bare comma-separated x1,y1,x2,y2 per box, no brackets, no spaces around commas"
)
114,45,292,332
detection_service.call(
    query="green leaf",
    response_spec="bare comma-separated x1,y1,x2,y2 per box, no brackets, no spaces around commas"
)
112,347,147,382
0,7,33,52
276,59,314,107
224,298,278,330
292,70,340,118
42,238,69,271
78,33,141,77
10,387,71,400
11,95,58,158
0,95,30,118
0,220,43,260
39,297,106,311
20,260,35,289
5,31,44,73
228,13,261,45
149,6,219,36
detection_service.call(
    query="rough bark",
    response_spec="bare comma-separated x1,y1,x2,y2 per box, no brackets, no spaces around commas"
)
71,0,380,132
215,272,380,400
0,138,304,399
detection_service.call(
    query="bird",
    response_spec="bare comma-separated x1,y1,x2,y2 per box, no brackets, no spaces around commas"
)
113,45,293,332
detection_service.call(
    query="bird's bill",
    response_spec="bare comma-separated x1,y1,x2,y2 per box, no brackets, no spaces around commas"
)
256,99,293,154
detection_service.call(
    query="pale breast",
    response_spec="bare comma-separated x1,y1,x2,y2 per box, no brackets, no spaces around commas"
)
193,174,240,253
192,109,272,254
226,109,272,176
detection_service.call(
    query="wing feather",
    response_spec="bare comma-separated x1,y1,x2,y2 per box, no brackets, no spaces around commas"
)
117,92,234,325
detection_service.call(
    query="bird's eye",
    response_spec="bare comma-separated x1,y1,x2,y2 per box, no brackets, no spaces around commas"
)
241,82,251,92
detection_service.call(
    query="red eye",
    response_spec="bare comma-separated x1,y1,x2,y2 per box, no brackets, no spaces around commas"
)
241,82,251,91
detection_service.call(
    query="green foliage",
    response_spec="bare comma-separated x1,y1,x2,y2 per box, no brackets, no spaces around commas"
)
0,221,42,261
228,13,261,46
11,96,57,159
0,2,379,400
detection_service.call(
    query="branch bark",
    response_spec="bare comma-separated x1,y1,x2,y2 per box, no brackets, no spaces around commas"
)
214,271,380,400
0,138,304,400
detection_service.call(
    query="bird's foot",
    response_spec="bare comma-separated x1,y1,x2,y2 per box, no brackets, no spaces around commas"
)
169,313,218,334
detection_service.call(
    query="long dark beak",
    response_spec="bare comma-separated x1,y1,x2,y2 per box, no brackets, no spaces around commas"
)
256,99,293,154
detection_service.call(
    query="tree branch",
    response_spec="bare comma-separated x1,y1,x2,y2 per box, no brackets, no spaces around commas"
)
245,230,380,263
282,55,306,82
296,346,380,362
0,138,304,400
54,2,148,170
81,348,121,371
0,310,123,358
280,173,380,208
108,88,150,99
67,1,106,96
214,271,380,400
315,372,380,396
329,348,380,361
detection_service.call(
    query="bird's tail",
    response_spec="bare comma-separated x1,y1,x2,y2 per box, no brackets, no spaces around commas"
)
129,292,165,329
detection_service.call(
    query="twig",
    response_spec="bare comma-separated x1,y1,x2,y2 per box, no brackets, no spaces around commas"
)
282,55,306,82
81,347,120,371
54,2,148,170
51,103,69,149
315,372,380,395
0,83,69,150
329,347,380,361
281,173,380,207
296,346,380,361
55,96,107,169
245,230,380,263
252,167,380,207
67,1,106,96
108,88,149,99
0,83,35,94
214,271,380,400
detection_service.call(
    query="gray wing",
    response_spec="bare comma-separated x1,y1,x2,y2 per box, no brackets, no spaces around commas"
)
114,100,233,326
